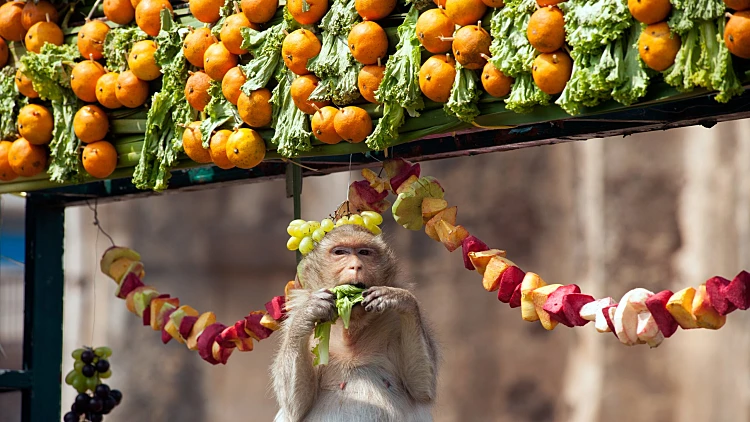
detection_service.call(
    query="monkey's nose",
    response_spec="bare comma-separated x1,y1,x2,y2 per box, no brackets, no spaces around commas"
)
348,264,363,271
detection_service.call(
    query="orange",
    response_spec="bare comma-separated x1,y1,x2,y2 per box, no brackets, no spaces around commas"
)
182,122,212,164
452,25,491,70
287,0,327,25
183,27,216,68
357,64,384,104
96,72,123,109
190,0,223,24
638,22,680,71
348,21,388,65
116,70,149,108
25,21,64,53
22,0,59,30
220,13,257,55
290,74,330,114
185,71,212,112
725,11,750,59
135,0,173,37
209,129,235,169
128,40,161,81
433,0,446,6
0,38,8,69
104,0,136,25
221,66,246,105
74,105,110,143
419,54,456,103
17,104,53,145
527,6,565,53
333,106,372,143
725,0,750,9
130,0,142,9
237,88,272,128
481,62,512,97
8,137,47,177
532,50,572,95
71,60,107,103
82,141,117,178
355,0,396,21
225,128,266,169
481,0,504,6
416,8,455,54
311,106,342,145
628,0,671,24
282,28,322,75
15,70,38,98
0,141,18,181
0,1,27,42
241,0,278,24
203,42,237,81
445,0,487,27
77,20,110,61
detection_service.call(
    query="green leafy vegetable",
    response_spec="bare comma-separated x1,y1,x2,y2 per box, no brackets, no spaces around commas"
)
556,43,621,115
505,73,550,114
20,43,82,183
489,3,535,78
199,81,242,148
306,0,361,105
668,0,725,34
444,62,481,123
270,68,313,157
366,5,423,151
311,284,365,366
239,22,287,93
663,18,743,103
103,27,149,72
611,24,651,106
133,11,192,191
0,67,23,140
559,0,631,53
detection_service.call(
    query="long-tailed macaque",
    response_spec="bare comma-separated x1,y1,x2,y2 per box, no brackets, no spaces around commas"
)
272,224,438,422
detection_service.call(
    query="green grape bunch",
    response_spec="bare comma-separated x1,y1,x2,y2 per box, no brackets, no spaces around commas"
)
286,211,384,255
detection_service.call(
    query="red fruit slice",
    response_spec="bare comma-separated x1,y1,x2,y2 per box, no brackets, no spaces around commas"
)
216,325,239,349
561,293,595,327
462,235,489,271
265,296,286,321
179,315,199,339
542,284,581,327
725,271,750,310
645,290,678,337
497,266,525,303
142,293,170,326
197,323,227,365
706,276,736,316
385,158,421,192
602,304,618,337
245,312,273,340
509,283,522,308
116,272,144,299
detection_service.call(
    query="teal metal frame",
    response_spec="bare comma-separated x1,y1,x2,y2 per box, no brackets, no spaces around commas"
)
0,85,749,420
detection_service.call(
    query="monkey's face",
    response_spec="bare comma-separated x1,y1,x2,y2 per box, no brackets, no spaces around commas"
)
303,225,396,290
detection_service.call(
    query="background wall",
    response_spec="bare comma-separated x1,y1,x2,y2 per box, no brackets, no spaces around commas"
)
4,120,750,421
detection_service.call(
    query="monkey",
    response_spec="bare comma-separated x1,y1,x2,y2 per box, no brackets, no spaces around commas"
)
271,224,438,422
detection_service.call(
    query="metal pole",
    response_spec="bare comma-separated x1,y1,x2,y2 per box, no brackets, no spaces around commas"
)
286,162,303,264
21,194,65,422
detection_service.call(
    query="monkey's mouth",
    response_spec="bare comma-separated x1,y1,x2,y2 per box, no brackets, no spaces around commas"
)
351,282,366,289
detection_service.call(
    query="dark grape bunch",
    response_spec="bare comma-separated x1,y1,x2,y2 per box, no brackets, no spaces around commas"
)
63,346,123,422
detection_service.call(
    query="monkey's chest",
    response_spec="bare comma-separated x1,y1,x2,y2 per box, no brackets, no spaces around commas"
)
308,364,430,422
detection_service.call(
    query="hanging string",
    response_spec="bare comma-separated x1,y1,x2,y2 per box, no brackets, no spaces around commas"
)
86,199,115,248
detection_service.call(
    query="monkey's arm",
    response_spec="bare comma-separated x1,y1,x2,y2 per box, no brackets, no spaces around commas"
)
363,287,438,403
272,290,336,422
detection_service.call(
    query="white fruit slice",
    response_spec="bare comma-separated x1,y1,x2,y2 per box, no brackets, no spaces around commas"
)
636,312,659,343
627,288,654,313
614,294,639,345
595,306,612,333
580,297,616,322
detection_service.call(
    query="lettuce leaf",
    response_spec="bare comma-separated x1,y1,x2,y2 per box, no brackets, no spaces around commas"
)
199,81,242,148
103,27,149,72
559,0,631,53
311,284,365,366
489,3,535,78
270,68,312,157
239,22,287,93
611,24,651,106
668,0,725,35
20,43,82,183
505,73,550,114
133,11,192,191
556,42,621,115
444,62,480,123
306,0,361,105
0,67,23,141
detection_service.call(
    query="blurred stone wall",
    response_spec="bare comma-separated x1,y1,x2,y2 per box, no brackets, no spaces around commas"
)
57,119,750,422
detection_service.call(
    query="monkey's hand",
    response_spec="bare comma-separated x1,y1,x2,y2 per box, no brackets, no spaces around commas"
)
362,286,417,314
298,289,337,328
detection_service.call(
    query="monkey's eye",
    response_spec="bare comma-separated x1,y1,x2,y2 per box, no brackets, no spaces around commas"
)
357,249,372,256
332,248,349,256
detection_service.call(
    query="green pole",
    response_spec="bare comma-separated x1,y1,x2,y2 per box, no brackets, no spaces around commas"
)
286,162,303,264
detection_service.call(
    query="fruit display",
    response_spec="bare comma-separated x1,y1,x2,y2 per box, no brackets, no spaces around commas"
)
63,346,123,421
0,0,744,193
